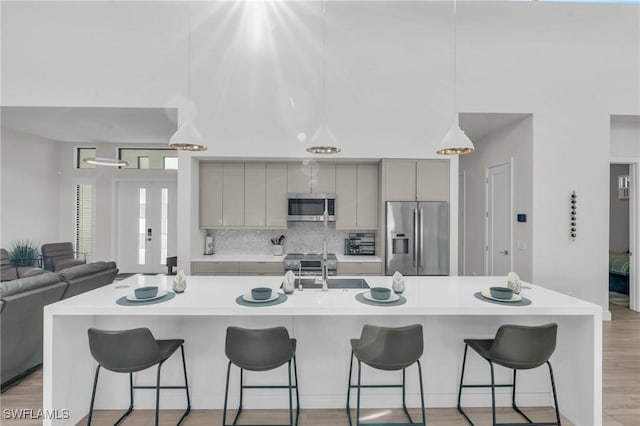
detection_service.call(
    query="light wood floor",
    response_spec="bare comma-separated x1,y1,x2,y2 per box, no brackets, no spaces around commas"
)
1,303,637,425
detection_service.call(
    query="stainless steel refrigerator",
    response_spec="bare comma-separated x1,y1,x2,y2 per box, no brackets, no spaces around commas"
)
385,201,449,276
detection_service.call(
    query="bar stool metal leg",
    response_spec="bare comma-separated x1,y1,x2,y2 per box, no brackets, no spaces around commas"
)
417,360,426,426
548,362,562,426
293,355,300,426
178,344,192,424
87,365,100,426
155,362,163,426
346,352,355,426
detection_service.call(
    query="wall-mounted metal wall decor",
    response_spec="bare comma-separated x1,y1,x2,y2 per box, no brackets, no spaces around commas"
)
570,191,577,240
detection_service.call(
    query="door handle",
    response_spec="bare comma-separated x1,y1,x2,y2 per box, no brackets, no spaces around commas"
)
498,250,509,255
413,209,418,268
418,208,424,269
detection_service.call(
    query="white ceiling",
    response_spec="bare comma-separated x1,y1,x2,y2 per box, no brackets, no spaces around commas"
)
1,106,178,144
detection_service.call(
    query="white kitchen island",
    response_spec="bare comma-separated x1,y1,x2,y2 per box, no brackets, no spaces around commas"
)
43,275,602,426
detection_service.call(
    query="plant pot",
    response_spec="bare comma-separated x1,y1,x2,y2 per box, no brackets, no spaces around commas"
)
273,245,284,256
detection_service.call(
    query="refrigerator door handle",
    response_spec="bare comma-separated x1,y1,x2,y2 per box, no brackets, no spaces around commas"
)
418,208,424,269
413,208,418,268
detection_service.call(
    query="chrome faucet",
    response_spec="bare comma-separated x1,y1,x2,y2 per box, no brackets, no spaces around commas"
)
321,198,329,291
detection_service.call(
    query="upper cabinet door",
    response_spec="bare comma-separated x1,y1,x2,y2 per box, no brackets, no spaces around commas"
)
287,163,312,193
384,159,417,201
335,164,357,229
222,163,245,227
244,163,266,227
199,162,223,228
357,164,379,228
311,163,336,193
266,163,288,228
416,159,450,201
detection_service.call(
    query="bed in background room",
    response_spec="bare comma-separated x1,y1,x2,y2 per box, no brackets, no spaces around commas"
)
609,251,630,295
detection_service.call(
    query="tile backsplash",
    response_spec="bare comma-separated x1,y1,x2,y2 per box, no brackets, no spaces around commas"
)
208,223,376,255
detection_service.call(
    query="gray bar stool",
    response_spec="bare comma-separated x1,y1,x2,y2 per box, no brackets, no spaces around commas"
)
346,324,426,426
457,323,561,426
223,326,300,426
87,327,191,426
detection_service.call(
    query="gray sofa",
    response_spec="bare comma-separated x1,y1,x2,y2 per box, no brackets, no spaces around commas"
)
0,261,118,390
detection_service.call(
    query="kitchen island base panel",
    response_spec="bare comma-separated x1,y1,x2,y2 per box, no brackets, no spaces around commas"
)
45,314,598,426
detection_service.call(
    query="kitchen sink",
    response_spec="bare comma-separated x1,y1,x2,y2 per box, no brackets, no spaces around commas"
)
294,278,370,289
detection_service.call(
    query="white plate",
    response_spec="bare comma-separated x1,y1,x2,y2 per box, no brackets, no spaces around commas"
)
481,289,522,303
242,292,280,303
363,291,400,303
126,290,168,302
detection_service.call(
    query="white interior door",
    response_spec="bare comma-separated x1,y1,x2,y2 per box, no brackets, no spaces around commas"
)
116,181,177,274
486,162,512,276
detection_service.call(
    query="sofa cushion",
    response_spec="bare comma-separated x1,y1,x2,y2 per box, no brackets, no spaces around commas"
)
18,267,45,279
1,267,18,282
0,272,62,298
54,258,85,272
58,262,110,281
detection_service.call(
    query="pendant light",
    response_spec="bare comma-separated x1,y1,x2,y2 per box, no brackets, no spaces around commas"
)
436,0,474,156
307,0,340,155
83,157,128,167
169,1,207,152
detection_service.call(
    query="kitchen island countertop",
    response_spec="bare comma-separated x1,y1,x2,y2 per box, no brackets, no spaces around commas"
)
44,275,601,426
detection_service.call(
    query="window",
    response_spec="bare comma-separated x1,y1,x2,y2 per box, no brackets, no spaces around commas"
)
138,188,146,265
75,183,93,260
138,156,150,169
160,188,169,264
118,148,178,170
164,157,178,170
76,148,96,168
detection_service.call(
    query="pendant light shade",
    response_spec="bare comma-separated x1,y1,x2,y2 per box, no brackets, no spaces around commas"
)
306,123,341,154
169,121,207,151
436,121,474,155
169,1,207,152
437,0,474,156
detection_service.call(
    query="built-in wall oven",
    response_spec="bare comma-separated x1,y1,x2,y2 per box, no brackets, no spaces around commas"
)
287,193,335,222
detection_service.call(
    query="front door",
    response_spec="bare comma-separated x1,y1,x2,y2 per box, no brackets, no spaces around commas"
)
487,162,511,276
116,181,177,274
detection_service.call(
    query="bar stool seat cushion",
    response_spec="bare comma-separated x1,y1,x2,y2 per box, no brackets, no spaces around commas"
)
350,324,423,371
225,326,295,372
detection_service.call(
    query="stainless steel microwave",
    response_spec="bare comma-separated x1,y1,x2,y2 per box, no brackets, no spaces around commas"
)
287,193,336,222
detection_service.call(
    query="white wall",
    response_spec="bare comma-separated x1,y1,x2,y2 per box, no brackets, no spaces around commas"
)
460,115,533,281
0,127,61,249
610,116,640,158
609,164,629,253
2,1,639,311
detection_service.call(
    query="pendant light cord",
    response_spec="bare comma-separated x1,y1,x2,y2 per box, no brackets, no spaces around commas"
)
188,1,192,117
321,0,327,121
453,0,458,124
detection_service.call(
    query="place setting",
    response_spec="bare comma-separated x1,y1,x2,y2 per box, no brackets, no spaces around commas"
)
356,272,407,306
235,287,288,307
116,285,176,306
474,274,532,306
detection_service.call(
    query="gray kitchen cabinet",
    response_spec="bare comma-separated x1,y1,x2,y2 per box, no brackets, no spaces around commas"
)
199,162,223,228
191,261,239,275
383,160,417,201
336,164,378,229
287,163,312,193
311,163,336,193
238,262,284,275
287,162,336,194
383,159,449,202
244,163,266,227
416,159,449,201
266,163,288,228
191,261,282,276
335,164,357,228
337,261,383,275
356,164,379,228
223,163,245,227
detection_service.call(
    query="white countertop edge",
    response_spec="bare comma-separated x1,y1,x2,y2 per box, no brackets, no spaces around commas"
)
192,254,382,263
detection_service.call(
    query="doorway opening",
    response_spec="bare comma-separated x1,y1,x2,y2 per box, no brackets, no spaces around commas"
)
609,163,634,311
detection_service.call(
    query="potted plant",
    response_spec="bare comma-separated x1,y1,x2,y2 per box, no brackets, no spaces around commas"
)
8,240,40,267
